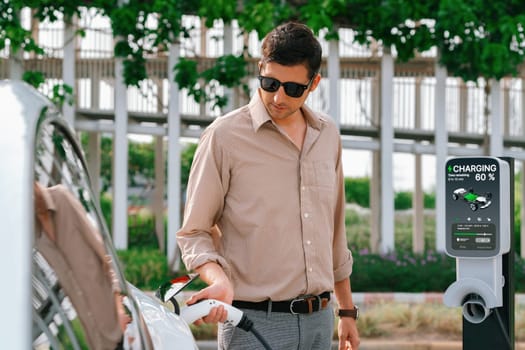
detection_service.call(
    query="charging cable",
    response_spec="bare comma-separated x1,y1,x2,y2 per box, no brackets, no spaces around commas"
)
180,299,274,350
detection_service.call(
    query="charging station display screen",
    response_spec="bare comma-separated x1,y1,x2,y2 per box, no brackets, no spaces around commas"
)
445,157,502,258
451,223,496,251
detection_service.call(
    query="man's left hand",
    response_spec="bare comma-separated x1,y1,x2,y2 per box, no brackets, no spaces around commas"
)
337,317,360,350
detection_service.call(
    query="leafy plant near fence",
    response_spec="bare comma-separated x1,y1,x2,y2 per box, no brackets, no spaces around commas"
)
350,249,456,292
344,177,436,210
346,206,525,292
117,248,170,290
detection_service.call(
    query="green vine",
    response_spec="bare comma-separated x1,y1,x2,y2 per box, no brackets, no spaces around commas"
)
3,0,525,110
174,54,248,110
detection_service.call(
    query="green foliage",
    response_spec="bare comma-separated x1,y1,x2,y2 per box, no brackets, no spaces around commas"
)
81,135,198,191
351,248,525,293
394,191,412,210
55,318,89,349
181,142,198,189
346,206,525,292
345,177,370,207
345,177,436,210
198,0,236,27
50,83,74,108
99,192,112,229
30,0,82,22
0,0,43,54
22,71,45,88
517,256,525,293
345,208,371,249
424,192,435,209
344,0,437,61
128,140,155,185
350,250,456,292
237,0,293,37
345,207,438,252
117,248,175,290
174,54,249,110
297,0,347,39
436,0,525,82
8,0,525,109
173,59,199,91
128,214,158,249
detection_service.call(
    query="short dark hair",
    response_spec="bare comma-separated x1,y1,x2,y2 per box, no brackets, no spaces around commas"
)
260,22,322,79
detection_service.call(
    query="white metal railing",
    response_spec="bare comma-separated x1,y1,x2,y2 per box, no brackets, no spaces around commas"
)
2,8,524,145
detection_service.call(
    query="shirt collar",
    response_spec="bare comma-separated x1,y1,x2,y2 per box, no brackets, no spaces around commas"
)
248,91,325,132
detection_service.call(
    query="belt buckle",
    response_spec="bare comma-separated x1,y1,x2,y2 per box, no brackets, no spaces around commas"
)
289,295,321,314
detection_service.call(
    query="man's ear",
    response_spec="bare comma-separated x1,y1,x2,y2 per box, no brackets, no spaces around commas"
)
309,73,321,92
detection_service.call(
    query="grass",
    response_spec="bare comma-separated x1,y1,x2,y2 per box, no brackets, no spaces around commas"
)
356,302,462,340
357,302,525,342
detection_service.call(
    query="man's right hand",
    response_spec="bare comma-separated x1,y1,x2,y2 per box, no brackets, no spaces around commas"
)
186,262,234,324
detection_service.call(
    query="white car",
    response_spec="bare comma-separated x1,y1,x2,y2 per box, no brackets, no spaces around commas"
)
0,80,199,349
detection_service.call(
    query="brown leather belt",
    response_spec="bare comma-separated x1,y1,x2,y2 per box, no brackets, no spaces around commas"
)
232,292,330,314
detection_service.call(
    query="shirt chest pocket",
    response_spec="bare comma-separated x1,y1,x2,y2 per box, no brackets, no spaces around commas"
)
303,160,336,189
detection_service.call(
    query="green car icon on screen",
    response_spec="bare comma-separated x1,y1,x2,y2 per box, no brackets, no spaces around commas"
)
452,188,492,211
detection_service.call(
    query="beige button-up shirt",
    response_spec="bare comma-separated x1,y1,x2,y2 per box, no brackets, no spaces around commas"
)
177,93,353,302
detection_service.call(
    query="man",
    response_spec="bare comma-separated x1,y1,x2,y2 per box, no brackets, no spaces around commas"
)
177,21,360,350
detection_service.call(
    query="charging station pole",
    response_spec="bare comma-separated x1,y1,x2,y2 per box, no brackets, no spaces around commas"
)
443,157,515,350
463,157,514,350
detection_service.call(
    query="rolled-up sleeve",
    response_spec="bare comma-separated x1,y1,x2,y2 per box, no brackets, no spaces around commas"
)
332,138,354,282
176,125,232,275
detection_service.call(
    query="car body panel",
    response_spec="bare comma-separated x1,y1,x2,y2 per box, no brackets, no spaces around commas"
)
0,80,198,349
127,284,198,350
0,80,44,349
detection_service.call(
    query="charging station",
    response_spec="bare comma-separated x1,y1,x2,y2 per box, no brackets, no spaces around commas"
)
443,156,514,349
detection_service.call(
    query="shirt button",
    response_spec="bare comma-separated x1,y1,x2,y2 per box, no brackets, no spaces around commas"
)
304,213,309,218
308,268,313,272
301,186,306,191
306,240,311,245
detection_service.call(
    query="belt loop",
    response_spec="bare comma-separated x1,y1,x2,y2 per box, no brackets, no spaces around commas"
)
266,299,272,318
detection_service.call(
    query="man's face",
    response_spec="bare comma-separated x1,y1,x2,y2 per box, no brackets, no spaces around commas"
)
258,62,320,123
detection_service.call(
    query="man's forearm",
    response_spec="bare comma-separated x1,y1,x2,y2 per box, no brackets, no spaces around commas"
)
334,277,355,309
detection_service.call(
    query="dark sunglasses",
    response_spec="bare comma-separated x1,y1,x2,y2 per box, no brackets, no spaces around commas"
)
257,75,314,98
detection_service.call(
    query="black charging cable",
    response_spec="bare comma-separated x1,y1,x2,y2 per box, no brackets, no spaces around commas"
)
236,314,274,350
494,308,512,349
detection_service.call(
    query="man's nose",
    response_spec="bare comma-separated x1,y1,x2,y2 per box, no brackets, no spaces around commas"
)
273,85,287,102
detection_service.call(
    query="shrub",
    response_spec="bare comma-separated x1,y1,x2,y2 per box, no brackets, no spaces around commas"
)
128,213,158,249
394,191,411,210
424,191,435,208
117,248,175,290
345,177,370,207
350,250,456,292
344,177,437,210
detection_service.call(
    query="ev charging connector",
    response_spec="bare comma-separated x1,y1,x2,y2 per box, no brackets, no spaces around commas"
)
444,156,510,323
